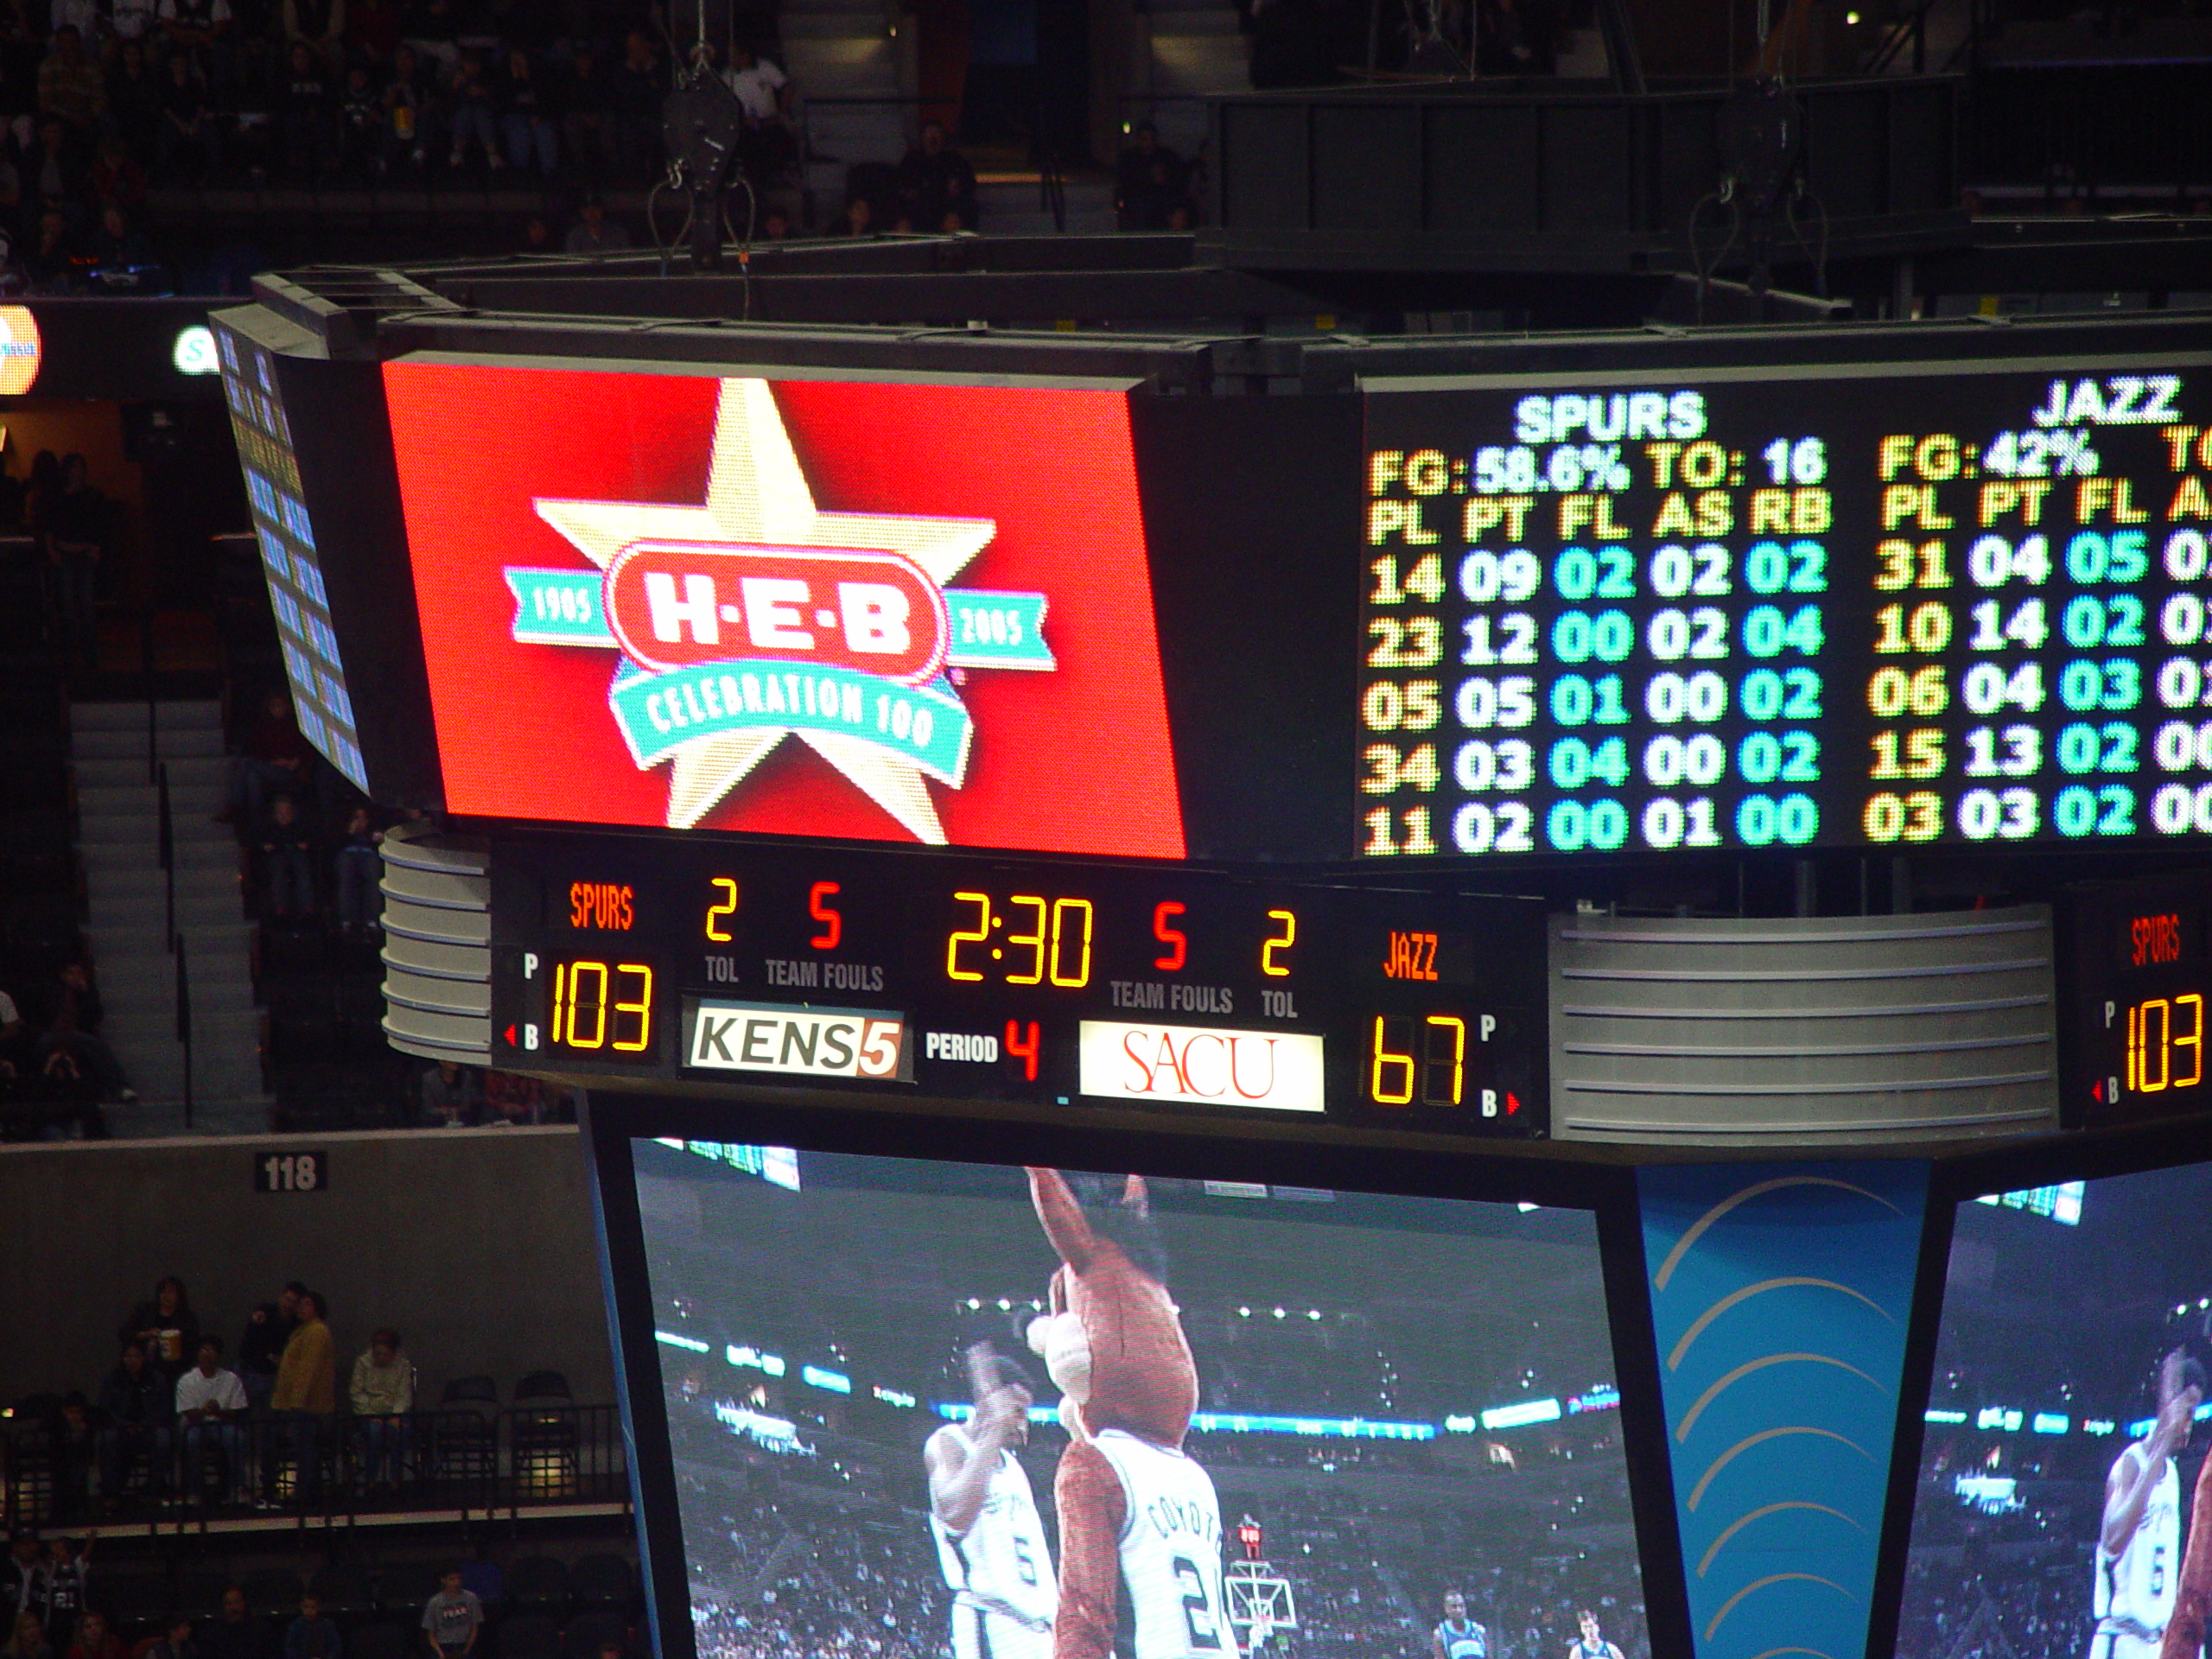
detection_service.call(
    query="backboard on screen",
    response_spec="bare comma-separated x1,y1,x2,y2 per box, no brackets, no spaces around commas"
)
1893,1152,2212,1659
598,1128,1656,1659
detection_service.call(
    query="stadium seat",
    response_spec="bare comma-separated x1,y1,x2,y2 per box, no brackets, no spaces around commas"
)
461,1561,504,1606
566,1557,634,1612
495,1615,560,1659
511,1373,579,1499
562,1611,628,1659
244,1569,305,1620
505,1556,569,1617
431,1376,499,1493
173,1573,232,1620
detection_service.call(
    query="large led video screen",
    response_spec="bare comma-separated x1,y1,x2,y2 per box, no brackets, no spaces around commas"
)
630,1145,1648,1659
1898,1164,2212,1659
385,363,1186,859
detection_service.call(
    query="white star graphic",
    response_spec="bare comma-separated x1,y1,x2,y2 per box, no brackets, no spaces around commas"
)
533,378,996,842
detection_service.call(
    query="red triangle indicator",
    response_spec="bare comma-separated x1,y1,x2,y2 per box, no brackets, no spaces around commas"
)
2093,1079,2104,1103
504,1024,518,1046
1506,1092,1521,1115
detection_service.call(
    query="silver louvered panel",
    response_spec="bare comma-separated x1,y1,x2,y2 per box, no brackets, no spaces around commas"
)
379,823,492,1063
1549,906,2058,1146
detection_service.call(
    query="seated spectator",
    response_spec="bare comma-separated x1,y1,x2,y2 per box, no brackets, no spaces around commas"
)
3,1534,44,1634
88,139,148,215
560,45,610,178
894,122,976,232
119,1276,200,1378
48,1398,97,1520
280,0,343,73
95,1341,172,1504
227,689,315,827
260,795,316,919
147,1616,195,1659
1115,121,1189,231
281,1598,338,1659
36,28,104,135
607,29,662,179
175,1338,250,1505
336,62,379,177
270,1289,334,1505
22,120,86,218
499,46,554,175
419,1058,478,1126
41,1536,89,1643
348,1327,412,1488
834,193,873,237
333,804,381,937
198,1592,258,1659
238,1282,302,1411
722,41,789,192
84,203,150,270
344,0,396,63
445,49,499,170
6,1612,54,1659
156,0,233,86
37,961,132,1109
107,41,159,158
419,1570,480,1659
378,42,430,175
24,207,73,294
61,1613,121,1659
0,982,27,1077
279,41,332,177
480,1068,547,1124
562,194,626,256
154,55,220,180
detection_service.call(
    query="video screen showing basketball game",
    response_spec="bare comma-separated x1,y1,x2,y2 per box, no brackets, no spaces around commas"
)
630,1144,1648,1659
1897,1165,2212,1659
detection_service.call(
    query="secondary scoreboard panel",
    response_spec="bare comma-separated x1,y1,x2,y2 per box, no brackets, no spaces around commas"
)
1361,359,2212,860
486,835,1549,1135
2063,869,2212,1127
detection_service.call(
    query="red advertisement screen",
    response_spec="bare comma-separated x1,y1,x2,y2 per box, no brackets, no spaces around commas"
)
384,364,1185,859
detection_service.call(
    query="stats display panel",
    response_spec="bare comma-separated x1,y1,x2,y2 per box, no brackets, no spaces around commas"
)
1361,359,2212,860
488,835,1548,1134
624,1145,1649,1659
1895,1159,2212,1659
2062,871,2212,1126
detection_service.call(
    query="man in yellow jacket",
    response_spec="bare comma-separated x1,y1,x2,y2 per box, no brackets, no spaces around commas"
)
270,1290,334,1505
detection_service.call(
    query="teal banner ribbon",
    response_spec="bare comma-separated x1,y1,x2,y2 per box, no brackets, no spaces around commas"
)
607,658,974,783
504,567,1052,670
507,568,613,645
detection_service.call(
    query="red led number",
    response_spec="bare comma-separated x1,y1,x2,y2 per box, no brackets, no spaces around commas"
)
1154,901,1187,972
810,881,843,950
1006,1020,1041,1081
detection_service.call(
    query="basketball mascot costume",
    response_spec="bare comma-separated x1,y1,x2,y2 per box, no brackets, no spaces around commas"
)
1025,1168,1203,1659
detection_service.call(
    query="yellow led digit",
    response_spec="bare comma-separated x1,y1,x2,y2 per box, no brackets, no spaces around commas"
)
1006,896,1048,985
1262,909,1297,976
566,960,609,1049
1370,1016,1414,1106
2180,993,2204,1090
2144,998,2171,1092
946,893,990,982
613,963,653,1052
704,877,738,943
1424,1014,1466,1106
1049,899,1094,988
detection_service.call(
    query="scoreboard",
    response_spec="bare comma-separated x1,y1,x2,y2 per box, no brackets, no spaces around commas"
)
486,834,1548,1134
1360,359,2212,860
2062,868,2212,1126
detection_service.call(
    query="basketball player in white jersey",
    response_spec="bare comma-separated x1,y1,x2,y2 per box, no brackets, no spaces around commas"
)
928,1345,1057,1659
2097,1348,2204,1659
1075,1424,1237,1659
1433,1592,1487,1659
1564,1611,1622,1659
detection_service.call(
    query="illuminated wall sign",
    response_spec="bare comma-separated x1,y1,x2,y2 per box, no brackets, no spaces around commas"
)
172,324,218,375
1361,358,2212,859
1077,1020,1327,1112
683,999,911,1080
0,306,40,394
385,362,1185,860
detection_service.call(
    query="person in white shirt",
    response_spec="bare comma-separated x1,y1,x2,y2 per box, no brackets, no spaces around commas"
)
175,1338,250,1507
721,43,785,123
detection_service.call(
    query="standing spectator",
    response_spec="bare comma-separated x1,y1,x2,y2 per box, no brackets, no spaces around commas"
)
229,689,315,827
5,1613,52,1659
499,46,553,175
280,0,343,72
38,961,131,1111
156,0,233,86
418,1571,480,1659
156,54,221,181
377,41,429,174
238,1283,302,1411
118,1277,200,1379
270,1289,334,1504
1115,121,1189,230
60,1613,119,1659
198,1593,258,1659
35,28,104,134
418,1059,477,1126
281,1599,338,1659
332,804,381,937
39,1541,86,1645
559,44,608,178
106,41,159,159
606,29,660,179
259,795,316,919
562,194,626,256
277,41,332,177
147,1616,195,1659
3,1534,45,1632
47,1402,96,1522
348,1328,412,1489
175,1338,250,1506
95,1343,172,1504
894,121,976,232
336,62,378,176
47,454,106,671
721,41,788,194
443,48,498,169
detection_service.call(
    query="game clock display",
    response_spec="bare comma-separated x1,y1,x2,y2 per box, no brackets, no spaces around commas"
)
1360,359,2212,859
486,835,1548,1134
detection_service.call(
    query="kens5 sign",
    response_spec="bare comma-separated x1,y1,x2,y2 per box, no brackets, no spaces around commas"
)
385,366,1185,858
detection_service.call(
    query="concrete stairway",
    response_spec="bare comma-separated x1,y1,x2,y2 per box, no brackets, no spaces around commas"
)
70,701,269,1131
1132,0,1247,161
785,0,910,201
